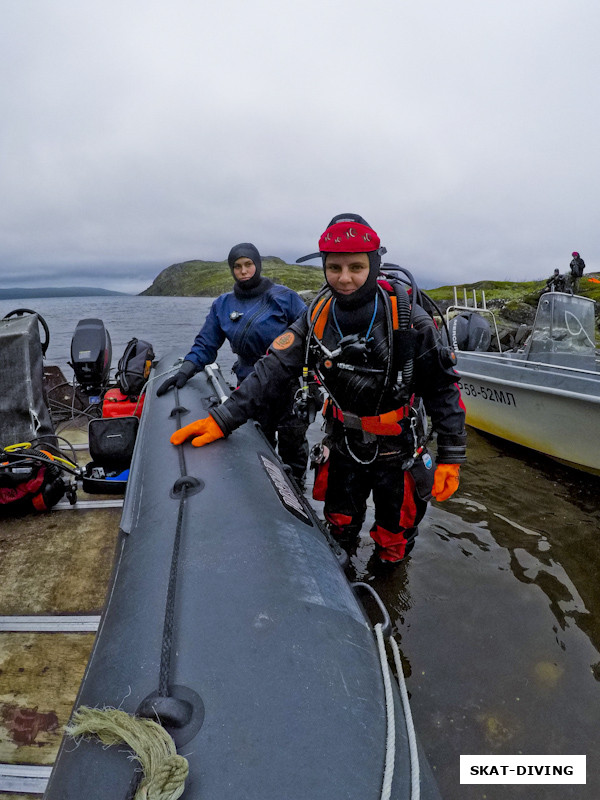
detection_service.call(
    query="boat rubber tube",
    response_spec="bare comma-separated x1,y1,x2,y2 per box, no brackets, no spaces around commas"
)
44,351,442,800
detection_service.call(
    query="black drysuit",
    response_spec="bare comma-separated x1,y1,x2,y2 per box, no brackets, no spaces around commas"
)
211,285,466,561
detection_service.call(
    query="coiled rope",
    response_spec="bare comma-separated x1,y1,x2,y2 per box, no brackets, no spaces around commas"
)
374,623,421,800
66,707,188,800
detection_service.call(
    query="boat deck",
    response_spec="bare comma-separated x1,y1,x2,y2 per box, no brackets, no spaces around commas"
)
0,421,123,798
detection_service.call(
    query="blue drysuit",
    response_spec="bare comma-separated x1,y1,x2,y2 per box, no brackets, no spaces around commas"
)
185,281,306,382
184,278,310,484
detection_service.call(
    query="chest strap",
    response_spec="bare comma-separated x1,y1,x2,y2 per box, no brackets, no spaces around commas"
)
328,402,411,436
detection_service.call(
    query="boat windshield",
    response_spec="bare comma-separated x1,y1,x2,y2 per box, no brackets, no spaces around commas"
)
525,293,597,367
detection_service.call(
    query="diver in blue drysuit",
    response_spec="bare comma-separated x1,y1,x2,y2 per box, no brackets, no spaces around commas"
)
157,243,310,486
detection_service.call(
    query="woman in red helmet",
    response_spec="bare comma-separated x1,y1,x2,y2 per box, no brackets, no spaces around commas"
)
170,214,466,565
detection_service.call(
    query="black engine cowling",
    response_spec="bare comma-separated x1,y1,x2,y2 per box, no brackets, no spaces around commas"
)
447,311,491,352
70,318,112,392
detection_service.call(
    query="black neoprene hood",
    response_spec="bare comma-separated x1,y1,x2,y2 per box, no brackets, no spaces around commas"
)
227,242,262,291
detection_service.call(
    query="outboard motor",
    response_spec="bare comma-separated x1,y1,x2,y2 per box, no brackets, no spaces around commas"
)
448,311,491,352
70,318,112,395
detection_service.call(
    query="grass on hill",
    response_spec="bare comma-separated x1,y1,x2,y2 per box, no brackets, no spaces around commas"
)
426,276,600,307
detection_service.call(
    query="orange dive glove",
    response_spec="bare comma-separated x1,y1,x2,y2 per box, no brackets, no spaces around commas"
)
431,463,460,502
170,416,225,448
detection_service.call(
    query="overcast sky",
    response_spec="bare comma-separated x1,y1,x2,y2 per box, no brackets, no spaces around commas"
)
1,1,598,293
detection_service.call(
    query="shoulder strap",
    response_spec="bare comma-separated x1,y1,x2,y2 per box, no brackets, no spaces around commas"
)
310,297,333,340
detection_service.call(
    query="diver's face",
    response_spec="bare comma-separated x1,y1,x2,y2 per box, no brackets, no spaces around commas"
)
233,257,256,281
325,252,370,295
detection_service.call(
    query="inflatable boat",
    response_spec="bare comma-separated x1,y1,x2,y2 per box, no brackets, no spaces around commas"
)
44,351,442,800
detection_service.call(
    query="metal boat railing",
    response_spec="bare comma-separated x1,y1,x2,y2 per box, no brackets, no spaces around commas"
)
445,287,504,352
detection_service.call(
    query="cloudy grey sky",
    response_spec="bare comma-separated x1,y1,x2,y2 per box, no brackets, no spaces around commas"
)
2,0,598,293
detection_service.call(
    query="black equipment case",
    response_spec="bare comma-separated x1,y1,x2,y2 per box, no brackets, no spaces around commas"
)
82,416,139,495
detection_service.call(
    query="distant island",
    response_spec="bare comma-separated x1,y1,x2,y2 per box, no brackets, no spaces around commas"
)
0,287,129,300
140,257,325,297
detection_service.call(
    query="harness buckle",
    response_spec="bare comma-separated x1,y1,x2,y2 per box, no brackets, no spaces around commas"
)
339,411,362,430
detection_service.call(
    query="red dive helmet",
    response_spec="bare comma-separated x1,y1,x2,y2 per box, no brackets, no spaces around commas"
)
318,213,386,307
318,214,381,253
296,213,386,265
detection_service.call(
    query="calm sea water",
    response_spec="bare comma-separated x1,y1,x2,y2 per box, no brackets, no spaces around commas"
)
0,295,236,380
2,295,599,799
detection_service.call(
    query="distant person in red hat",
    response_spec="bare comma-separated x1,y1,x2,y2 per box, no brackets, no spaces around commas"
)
569,252,585,294
169,213,466,567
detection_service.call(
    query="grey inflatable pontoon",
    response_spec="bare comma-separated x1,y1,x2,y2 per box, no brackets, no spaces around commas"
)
44,352,442,800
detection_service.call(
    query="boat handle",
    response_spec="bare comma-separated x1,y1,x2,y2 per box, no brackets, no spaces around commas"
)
205,363,229,404
350,582,392,639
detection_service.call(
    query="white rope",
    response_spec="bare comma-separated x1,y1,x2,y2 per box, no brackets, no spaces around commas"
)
374,622,395,800
389,635,421,800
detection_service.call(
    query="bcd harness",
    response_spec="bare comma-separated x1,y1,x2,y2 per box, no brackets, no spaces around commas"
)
297,278,428,464
0,442,79,512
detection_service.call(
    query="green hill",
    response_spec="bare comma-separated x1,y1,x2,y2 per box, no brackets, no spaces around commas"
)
426,276,600,307
140,257,325,297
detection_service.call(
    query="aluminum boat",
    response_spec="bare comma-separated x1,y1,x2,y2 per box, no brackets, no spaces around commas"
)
446,289,600,474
